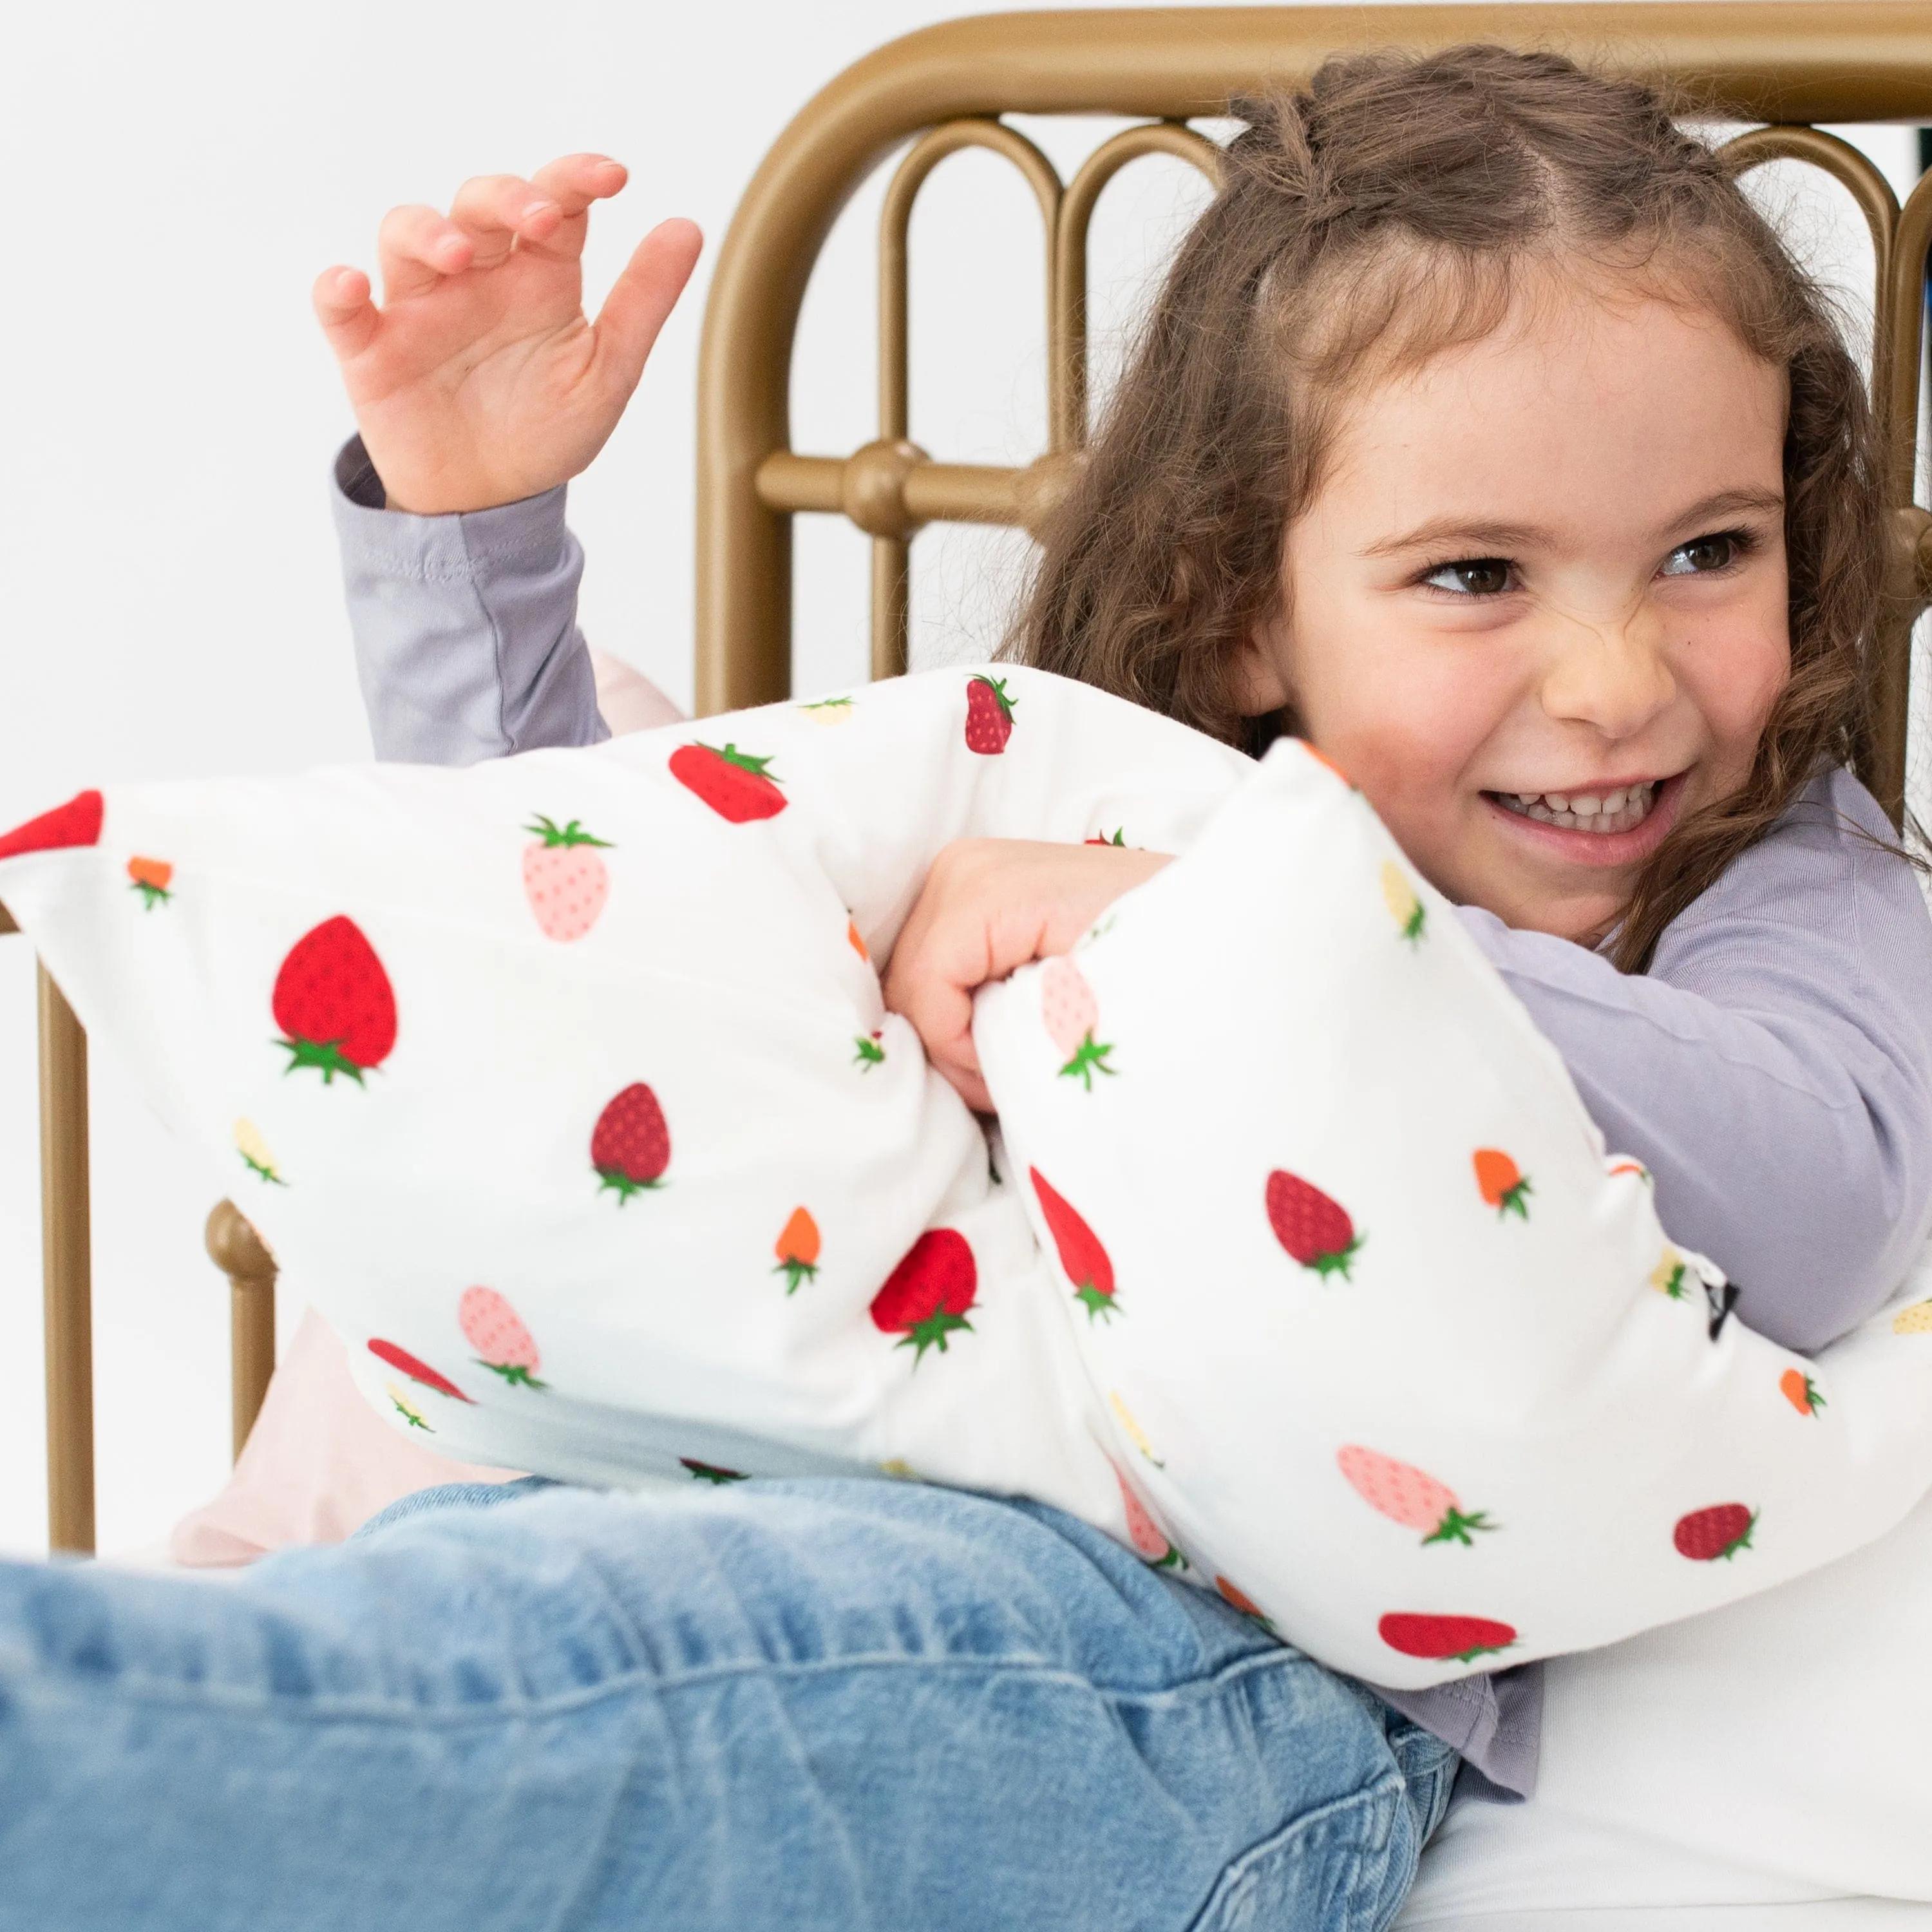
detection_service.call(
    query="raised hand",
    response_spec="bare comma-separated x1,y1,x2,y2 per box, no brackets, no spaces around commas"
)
314,155,702,515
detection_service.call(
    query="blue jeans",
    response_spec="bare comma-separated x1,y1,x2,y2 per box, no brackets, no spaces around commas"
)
0,1479,1453,1931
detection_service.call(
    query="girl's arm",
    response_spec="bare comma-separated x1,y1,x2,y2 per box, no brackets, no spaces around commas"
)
332,437,606,764
1457,766,1932,1355
889,767,1932,1357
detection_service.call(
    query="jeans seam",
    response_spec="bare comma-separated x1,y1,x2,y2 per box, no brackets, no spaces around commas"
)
25,1636,1315,1732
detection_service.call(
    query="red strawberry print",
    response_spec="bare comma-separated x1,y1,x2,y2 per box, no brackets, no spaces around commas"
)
680,1458,748,1484
1030,1168,1118,1320
669,742,787,822
522,815,612,941
272,915,398,1084
870,1229,976,1365
963,675,1016,754
1265,1170,1363,1280
459,1286,547,1389
1378,1613,1517,1663
1116,1468,1181,1569
1673,1502,1757,1562
0,790,104,860
1338,1445,1494,1546
366,1338,475,1404
591,1083,671,1200
1084,828,1126,847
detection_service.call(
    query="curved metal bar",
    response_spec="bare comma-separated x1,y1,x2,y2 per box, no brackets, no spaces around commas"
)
206,1200,279,1461
696,3,1932,714
878,118,1061,443
1054,120,1225,450
871,119,1059,682
1884,168,1932,509
1718,126,1899,419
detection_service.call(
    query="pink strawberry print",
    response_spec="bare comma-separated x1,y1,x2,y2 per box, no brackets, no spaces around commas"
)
854,1030,886,1071
1039,955,1115,1088
1673,1502,1757,1562
963,675,1016,754
459,1286,547,1389
0,790,104,860
1378,1613,1518,1664
870,1229,976,1365
591,1083,670,1200
366,1338,475,1404
1116,1468,1181,1569
522,815,612,940
271,915,398,1085
1337,1446,1494,1546
1030,1168,1119,1320
1265,1170,1363,1280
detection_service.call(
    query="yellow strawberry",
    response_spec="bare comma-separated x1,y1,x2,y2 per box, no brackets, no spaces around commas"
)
1380,862,1426,944
1651,1246,1688,1299
799,696,856,724
1110,1390,1166,1468
1893,1299,1932,1336
233,1117,286,1186
386,1383,432,1431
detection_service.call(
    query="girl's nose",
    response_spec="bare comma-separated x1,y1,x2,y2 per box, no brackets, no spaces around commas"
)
1537,596,1676,739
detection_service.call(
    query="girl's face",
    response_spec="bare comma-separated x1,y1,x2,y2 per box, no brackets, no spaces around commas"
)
1237,282,1790,943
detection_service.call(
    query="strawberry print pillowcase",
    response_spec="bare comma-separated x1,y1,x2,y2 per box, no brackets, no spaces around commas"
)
4,665,1932,1687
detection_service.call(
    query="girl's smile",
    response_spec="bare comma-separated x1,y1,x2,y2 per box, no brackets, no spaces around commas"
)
1236,277,1792,945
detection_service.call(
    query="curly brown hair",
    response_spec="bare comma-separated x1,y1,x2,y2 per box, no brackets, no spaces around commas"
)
1010,44,1886,970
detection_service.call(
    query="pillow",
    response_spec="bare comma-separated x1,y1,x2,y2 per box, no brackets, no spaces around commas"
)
1399,1360,1932,1914
5,665,1932,1692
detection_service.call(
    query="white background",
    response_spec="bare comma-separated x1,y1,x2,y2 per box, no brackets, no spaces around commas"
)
0,0,1922,1555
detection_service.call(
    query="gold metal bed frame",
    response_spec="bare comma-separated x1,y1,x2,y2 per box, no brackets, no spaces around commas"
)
3,2,1929,1557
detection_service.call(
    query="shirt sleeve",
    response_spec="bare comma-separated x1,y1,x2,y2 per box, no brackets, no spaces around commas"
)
330,436,609,766
1455,768,1932,1354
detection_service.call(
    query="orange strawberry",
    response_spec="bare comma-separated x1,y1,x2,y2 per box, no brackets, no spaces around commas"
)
1302,743,1353,787
522,815,612,941
459,1286,547,1390
1779,1367,1824,1416
1338,1445,1495,1546
1215,1576,1274,1631
773,1207,821,1293
126,855,173,909
1039,955,1115,1089
1472,1148,1531,1220
847,919,869,962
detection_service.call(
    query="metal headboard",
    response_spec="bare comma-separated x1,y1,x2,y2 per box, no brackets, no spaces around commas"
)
6,2,1932,1553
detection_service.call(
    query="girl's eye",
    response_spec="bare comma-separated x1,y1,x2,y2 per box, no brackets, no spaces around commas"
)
1422,558,1513,597
1660,533,1742,577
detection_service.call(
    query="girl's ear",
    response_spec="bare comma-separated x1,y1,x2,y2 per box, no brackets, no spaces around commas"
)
1229,616,1294,717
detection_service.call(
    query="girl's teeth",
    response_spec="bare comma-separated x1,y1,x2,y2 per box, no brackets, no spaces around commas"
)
1493,781,1661,835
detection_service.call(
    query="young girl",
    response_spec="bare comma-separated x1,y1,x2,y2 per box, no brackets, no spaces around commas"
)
4,46,1927,1932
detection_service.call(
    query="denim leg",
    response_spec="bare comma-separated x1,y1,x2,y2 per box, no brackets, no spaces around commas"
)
0,1480,1445,1932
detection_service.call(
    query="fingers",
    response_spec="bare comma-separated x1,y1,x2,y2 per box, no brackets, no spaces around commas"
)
448,172,564,265
528,152,630,220
591,218,704,390
312,265,379,360
376,203,475,302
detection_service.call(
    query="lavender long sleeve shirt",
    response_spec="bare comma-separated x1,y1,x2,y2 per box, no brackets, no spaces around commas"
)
330,437,1932,1797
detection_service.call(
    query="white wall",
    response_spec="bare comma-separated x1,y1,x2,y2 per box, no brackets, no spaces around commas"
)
0,0,1922,1555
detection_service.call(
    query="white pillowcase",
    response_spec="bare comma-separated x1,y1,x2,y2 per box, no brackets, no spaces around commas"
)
5,665,1932,1694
